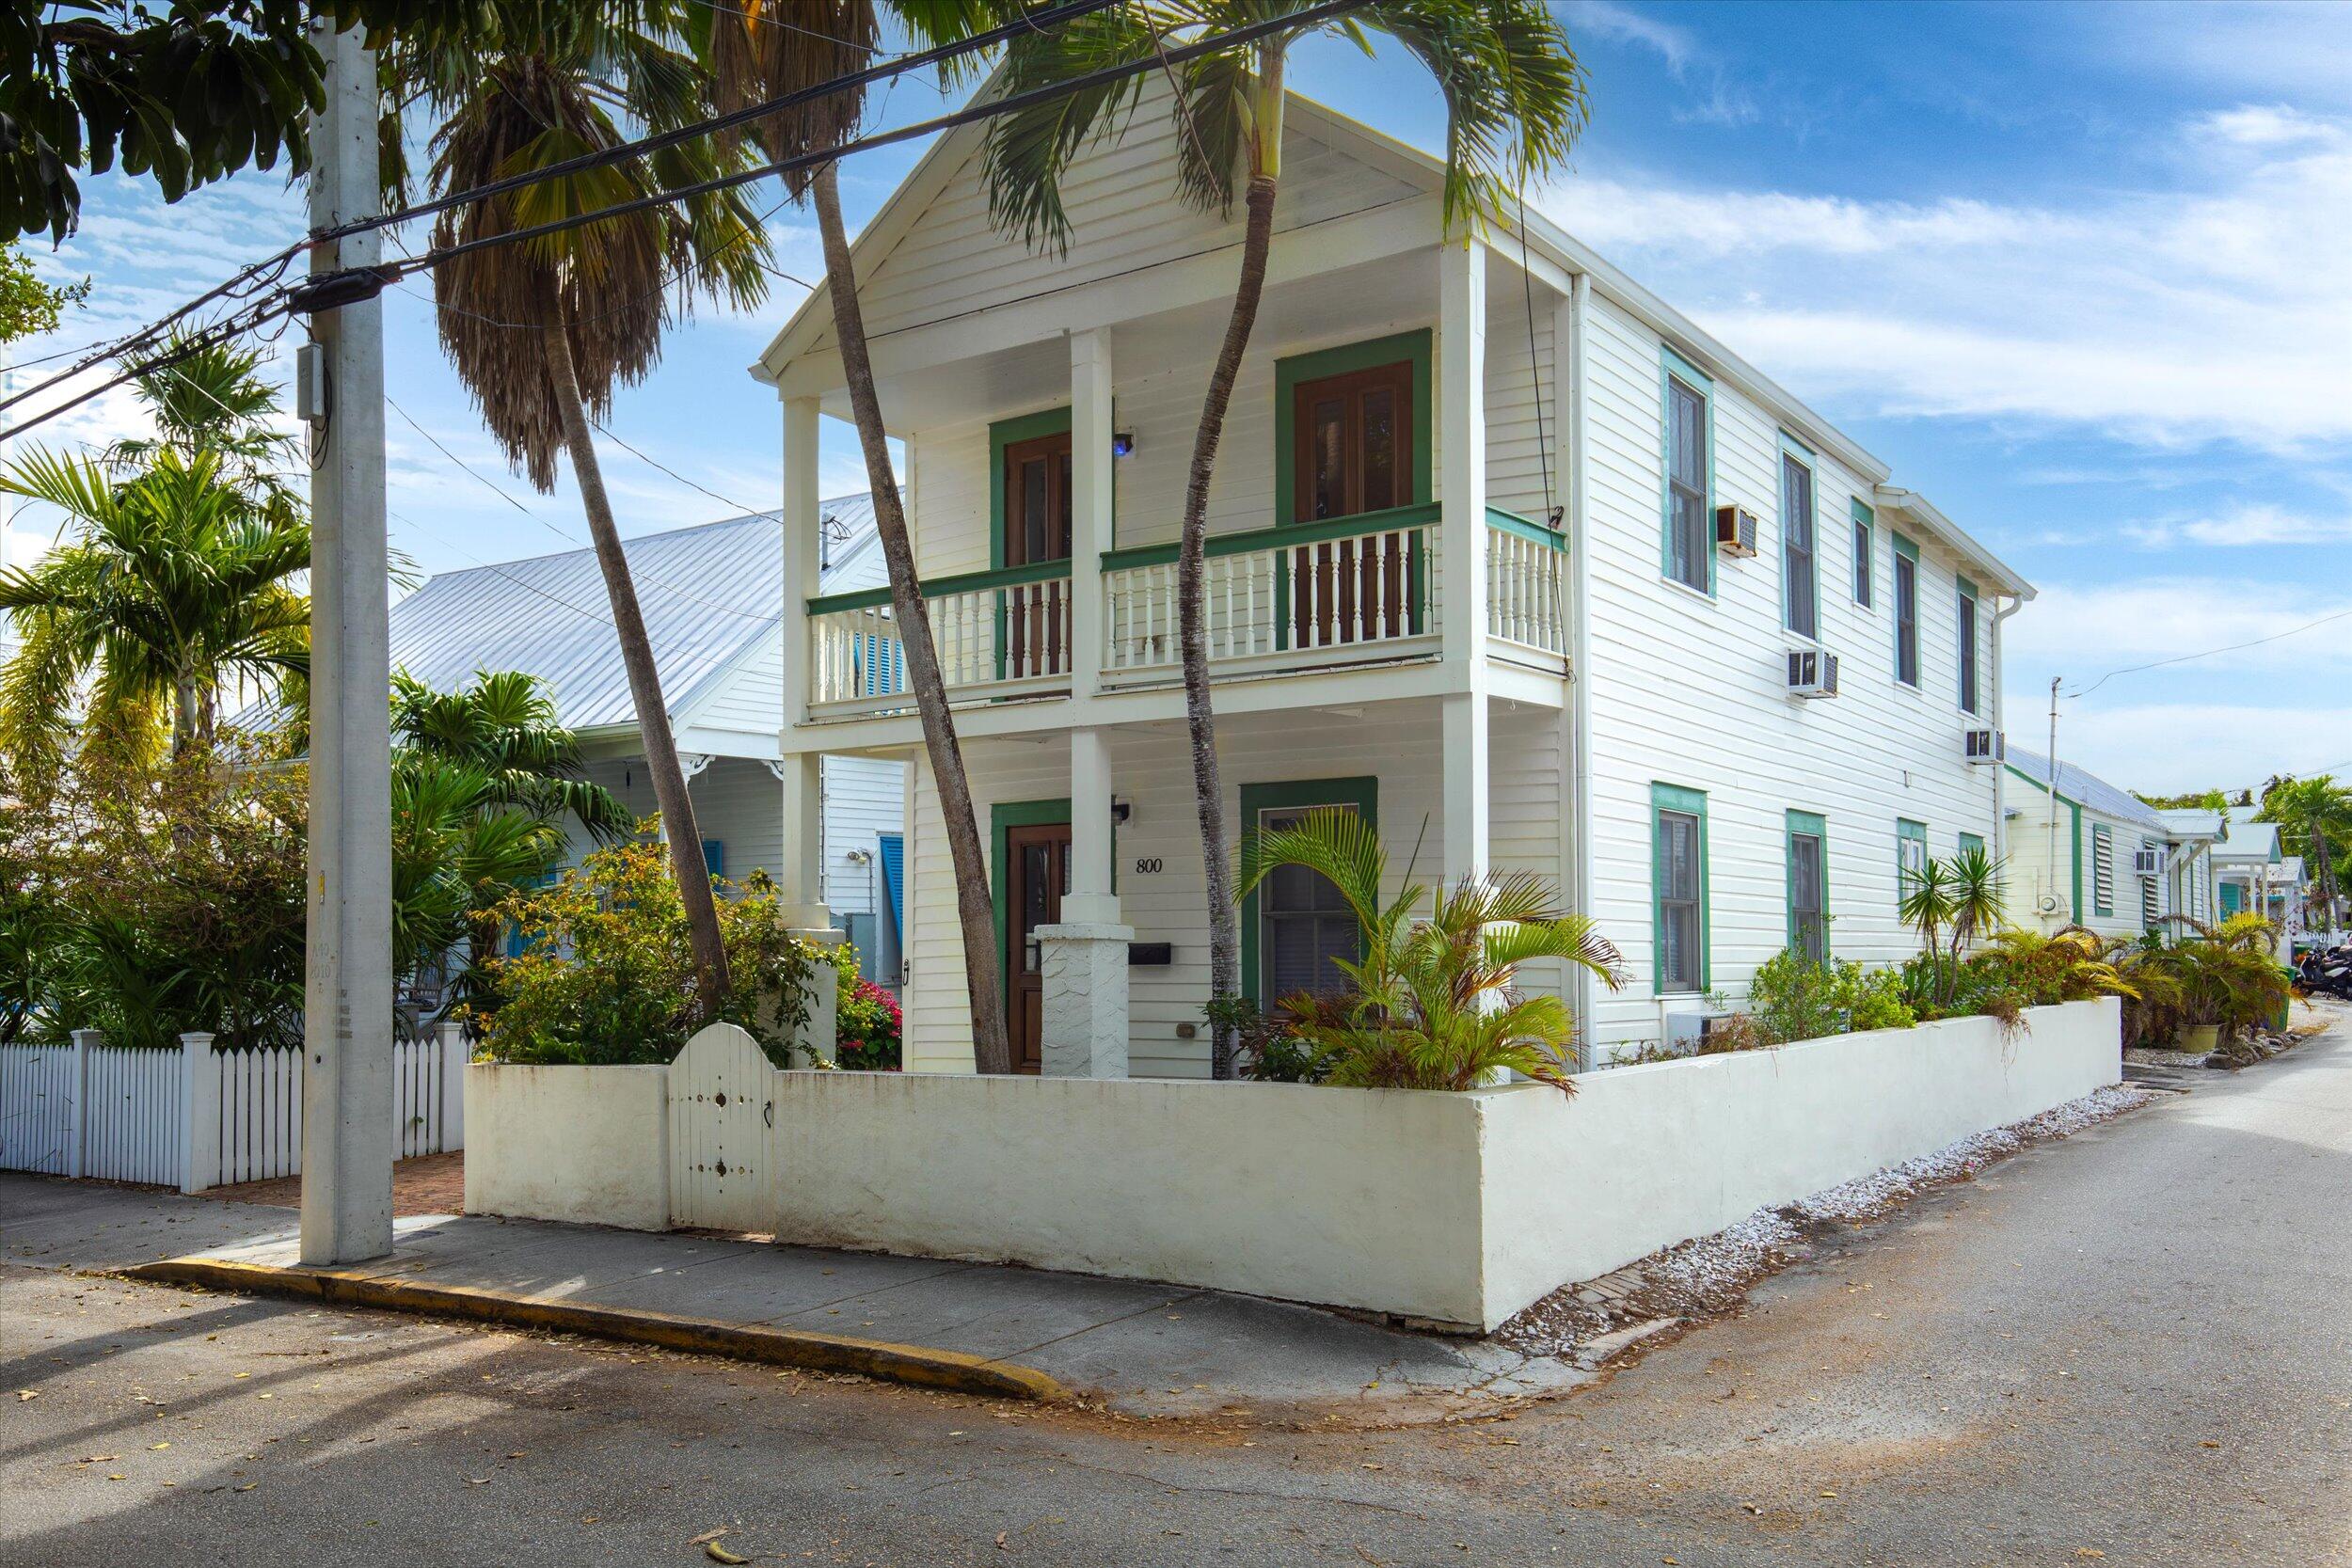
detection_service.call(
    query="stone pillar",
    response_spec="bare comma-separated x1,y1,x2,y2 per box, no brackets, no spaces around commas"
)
1037,922,1131,1079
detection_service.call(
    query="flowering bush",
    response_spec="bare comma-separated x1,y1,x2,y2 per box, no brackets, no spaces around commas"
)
834,974,902,1071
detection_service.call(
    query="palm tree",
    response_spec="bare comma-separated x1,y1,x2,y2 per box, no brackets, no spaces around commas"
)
101,335,302,515
705,0,1018,1072
981,0,1588,1077
0,448,309,775
1235,806,1622,1091
391,669,631,844
2261,774,2349,939
421,5,772,1012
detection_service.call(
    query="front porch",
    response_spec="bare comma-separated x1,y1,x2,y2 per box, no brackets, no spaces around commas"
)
873,695,1573,1078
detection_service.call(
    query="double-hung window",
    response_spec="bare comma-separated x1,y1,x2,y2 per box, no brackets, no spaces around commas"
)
1663,360,1711,593
1851,499,1874,608
1897,818,1929,904
2141,843,2162,927
1654,784,1708,993
1956,577,1980,715
1240,778,1376,1006
1782,448,1818,639
1893,534,1920,687
1788,811,1827,964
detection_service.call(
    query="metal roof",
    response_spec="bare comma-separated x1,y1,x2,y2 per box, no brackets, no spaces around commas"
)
2218,805,2282,863
2005,746,2168,835
385,494,875,735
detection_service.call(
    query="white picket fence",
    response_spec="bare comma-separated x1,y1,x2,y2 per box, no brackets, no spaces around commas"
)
0,1024,465,1192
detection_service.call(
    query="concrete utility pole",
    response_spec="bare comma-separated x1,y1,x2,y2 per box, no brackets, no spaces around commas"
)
298,16,394,1266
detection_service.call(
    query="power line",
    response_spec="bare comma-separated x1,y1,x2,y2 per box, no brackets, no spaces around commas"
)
2066,604,2352,700
590,420,770,517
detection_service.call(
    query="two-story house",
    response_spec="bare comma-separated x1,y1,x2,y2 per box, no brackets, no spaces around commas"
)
750,83,2033,1070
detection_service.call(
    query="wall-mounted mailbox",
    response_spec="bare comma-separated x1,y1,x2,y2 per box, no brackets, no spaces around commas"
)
1127,942,1173,967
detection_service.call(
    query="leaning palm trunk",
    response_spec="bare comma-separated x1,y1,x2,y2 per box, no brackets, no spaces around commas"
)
1187,60,1283,1080
542,322,732,1007
812,165,1012,1074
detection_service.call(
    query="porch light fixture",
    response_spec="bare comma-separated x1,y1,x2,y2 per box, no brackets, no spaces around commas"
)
1111,431,1137,458
1112,798,1133,824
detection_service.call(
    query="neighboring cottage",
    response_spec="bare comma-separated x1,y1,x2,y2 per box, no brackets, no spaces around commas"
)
2002,746,2175,940
387,497,906,986
751,81,2034,1071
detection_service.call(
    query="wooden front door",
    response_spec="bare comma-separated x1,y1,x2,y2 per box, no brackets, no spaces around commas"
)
1289,360,1415,646
1005,821,1071,1074
1001,430,1073,680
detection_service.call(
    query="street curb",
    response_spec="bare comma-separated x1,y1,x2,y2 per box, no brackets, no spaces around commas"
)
113,1256,1071,1404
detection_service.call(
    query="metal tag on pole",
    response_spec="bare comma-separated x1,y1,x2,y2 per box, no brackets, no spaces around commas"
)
299,15,395,1266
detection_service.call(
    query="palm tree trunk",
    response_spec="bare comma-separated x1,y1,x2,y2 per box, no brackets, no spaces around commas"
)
172,673,200,757
1189,59,1285,1080
811,164,1012,1075
541,320,733,1011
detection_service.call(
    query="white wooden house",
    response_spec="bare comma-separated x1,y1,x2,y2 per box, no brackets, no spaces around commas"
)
752,84,2033,1070
2003,746,2173,941
387,499,908,983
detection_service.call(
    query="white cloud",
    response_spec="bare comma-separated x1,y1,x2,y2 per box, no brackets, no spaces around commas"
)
2123,503,2352,548
2004,579,2352,691
1541,106,2352,450
2042,703,2352,798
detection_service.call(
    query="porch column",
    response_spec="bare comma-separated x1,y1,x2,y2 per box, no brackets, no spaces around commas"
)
781,394,820,735
1070,327,1114,694
1439,241,1490,886
1039,726,1130,1078
771,755,841,1065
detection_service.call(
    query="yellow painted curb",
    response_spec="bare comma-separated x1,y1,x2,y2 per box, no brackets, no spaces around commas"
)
116,1256,1070,1404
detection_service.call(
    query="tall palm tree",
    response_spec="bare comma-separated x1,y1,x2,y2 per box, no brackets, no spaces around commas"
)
391,668,632,844
422,5,771,1011
981,0,1587,1076
2261,774,2348,938
101,335,302,515
0,448,310,775
706,0,1018,1072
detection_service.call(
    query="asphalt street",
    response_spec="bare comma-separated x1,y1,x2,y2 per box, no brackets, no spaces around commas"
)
6,1021,2347,1566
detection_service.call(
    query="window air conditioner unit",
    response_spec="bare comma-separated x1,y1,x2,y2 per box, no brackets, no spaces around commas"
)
1964,729,2004,765
1787,648,1840,698
2133,847,2164,876
1715,503,1759,558
1665,1010,1736,1053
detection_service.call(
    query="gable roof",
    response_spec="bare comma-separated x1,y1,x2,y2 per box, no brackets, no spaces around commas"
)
2154,807,2227,843
752,83,2030,600
2218,805,2282,863
2005,746,2167,834
387,495,875,736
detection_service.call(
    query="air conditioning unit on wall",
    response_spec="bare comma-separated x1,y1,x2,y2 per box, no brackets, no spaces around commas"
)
1714,504,1759,558
2133,847,2164,876
1964,729,2004,765
1787,648,1840,698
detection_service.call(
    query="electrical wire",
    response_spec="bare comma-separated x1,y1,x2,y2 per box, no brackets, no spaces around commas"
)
2065,604,2352,700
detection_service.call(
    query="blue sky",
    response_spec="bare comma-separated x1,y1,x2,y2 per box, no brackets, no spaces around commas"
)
5,0,2347,793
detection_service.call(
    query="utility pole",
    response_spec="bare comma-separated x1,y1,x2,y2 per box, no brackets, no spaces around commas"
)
2046,676,2060,921
298,15,394,1266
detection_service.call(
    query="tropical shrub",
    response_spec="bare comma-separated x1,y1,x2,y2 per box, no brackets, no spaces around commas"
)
1232,808,1626,1095
1744,948,1917,1045
472,835,818,1067
835,974,903,1072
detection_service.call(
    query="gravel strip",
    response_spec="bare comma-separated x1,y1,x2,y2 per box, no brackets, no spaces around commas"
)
1496,1084,2158,1360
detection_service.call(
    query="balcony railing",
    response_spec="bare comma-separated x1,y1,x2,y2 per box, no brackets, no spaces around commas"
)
801,505,1565,719
1101,504,1441,683
1486,506,1567,657
806,561,1072,719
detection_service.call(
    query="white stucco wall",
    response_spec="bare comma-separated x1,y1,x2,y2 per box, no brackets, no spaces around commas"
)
463,1063,670,1231
462,1001,2118,1330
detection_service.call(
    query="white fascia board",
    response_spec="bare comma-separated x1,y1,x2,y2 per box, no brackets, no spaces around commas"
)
1871,486,2034,601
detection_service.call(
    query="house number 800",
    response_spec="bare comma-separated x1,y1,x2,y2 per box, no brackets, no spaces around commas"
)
1133,857,1163,875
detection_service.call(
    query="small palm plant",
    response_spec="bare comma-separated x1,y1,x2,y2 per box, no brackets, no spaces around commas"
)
1902,847,2009,1007
1235,807,1623,1094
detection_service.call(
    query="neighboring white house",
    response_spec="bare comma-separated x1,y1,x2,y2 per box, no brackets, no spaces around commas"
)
387,498,908,985
750,81,2032,1072
2214,804,2291,955
2153,808,2226,930
2002,746,2172,941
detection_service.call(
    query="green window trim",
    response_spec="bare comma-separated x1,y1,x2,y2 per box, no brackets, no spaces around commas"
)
1955,575,1981,716
1237,777,1379,1006
1851,497,1875,609
2070,799,2084,918
987,405,1074,572
1652,782,1711,992
1958,832,1985,857
1786,808,1829,960
1891,530,1921,688
1272,330,1433,529
1658,345,1718,597
1897,817,1928,906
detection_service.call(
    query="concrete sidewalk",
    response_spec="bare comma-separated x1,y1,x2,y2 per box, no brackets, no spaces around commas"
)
0,1175,1574,1421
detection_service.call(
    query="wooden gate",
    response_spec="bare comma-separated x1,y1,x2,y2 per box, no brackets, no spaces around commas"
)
666,1023,777,1232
